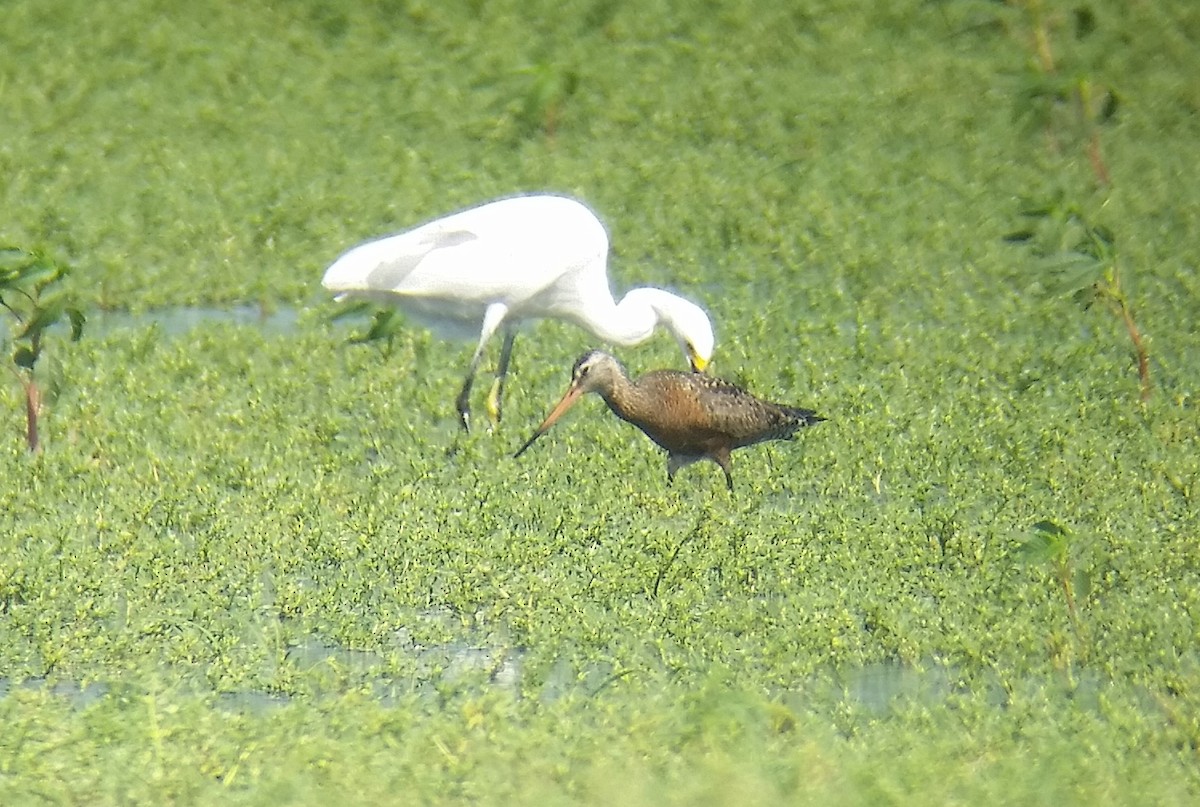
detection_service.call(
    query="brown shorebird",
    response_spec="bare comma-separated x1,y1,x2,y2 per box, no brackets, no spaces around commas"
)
514,350,823,490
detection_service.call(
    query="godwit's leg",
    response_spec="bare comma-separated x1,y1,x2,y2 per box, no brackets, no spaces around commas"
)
712,448,735,491
485,328,517,426
456,303,508,431
667,454,684,486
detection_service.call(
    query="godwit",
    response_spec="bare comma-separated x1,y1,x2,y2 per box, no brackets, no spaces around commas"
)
515,350,823,490
322,195,715,431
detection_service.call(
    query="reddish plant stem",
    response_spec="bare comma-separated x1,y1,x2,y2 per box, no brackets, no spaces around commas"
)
1086,131,1110,187
24,377,41,453
1120,301,1152,402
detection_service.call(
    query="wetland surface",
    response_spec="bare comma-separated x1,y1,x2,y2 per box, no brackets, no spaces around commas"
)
3,1,1198,803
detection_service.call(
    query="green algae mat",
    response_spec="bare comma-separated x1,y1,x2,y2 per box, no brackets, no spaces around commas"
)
2,1,1198,803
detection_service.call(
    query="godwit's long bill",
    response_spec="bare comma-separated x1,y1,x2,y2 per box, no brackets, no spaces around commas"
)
515,350,823,491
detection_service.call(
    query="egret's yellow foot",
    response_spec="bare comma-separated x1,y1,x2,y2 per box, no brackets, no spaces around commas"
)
485,377,503,426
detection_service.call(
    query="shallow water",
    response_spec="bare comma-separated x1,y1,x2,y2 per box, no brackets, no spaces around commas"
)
82,304,306,337
0,640,1135,720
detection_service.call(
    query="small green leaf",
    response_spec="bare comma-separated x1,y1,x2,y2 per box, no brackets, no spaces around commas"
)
1016,520,1072,566
1087,224,1116,258
1032,519,1070,538
1098,90,1119,123
17,297,68,340
0,246,29,265
0,247,36,281
1073,567,1093,603
1040,252,1103,296
12,259,64,291
1015,530,1057,565
353,309,404,344
1074,7,1096,38
1002,229,1035,243
13,345,37,370
1018,203,1055,220
67,307,86,341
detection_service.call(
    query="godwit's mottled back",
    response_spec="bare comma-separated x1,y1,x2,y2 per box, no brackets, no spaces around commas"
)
515,350,823,490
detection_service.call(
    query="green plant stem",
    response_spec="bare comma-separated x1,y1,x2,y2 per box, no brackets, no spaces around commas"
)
1024,0,1056,73
1056,558,1092,664
1077,80,1111,187
1057,560,1078,632
1020,3,1111,187
0,297,20,320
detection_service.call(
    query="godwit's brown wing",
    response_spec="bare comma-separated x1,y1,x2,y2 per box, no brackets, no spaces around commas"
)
606,370,730,455
632,370,820,451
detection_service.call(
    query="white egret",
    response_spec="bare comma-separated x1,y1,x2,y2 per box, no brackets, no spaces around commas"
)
322,194,715,430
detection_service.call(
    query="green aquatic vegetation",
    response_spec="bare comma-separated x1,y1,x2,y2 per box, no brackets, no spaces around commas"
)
512,59,580,142
2,0,1200,802
0,246,84,452
1007,192,1151,401
329,301,407,356
1015,519,1093,663
1010,0,1119,185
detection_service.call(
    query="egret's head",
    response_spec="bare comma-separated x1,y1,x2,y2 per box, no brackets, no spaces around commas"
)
615,288,715,373
664,296,715,373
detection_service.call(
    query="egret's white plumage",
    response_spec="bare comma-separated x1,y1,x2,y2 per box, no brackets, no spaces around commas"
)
322,194,715,429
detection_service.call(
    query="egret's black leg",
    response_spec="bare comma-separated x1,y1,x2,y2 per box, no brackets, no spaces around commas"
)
457,344,489,431
456,370,476,431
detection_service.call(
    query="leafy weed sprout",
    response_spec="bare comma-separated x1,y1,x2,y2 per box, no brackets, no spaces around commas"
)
1006,193,1151,402
0,246,85,452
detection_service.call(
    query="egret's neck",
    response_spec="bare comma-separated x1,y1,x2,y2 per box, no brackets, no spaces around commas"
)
581,288,672,347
